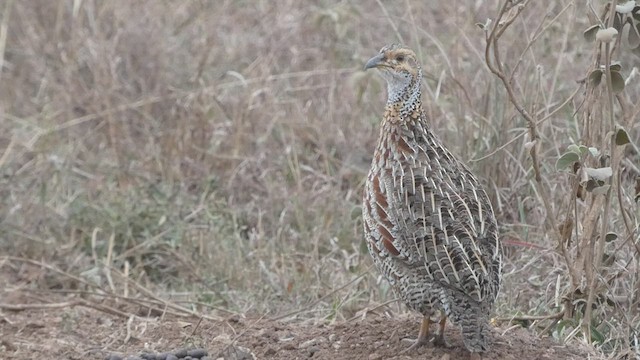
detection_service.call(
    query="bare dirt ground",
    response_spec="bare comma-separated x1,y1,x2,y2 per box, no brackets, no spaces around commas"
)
0,306,601,360
1,283,600,360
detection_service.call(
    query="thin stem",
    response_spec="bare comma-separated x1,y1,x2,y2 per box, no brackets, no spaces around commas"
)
484,0,560,242
583,0,617,344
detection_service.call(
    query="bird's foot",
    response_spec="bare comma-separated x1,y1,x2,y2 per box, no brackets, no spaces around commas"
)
432,333,450,348
400,316,432,353
400,335,431,354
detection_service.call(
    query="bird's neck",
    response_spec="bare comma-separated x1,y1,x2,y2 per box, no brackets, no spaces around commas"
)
383,96,424,126
385,77,423,123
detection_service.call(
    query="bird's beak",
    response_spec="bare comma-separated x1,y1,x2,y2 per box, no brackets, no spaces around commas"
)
364,53,385,70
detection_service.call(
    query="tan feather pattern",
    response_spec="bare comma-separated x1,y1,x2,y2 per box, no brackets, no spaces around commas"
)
363,44,502,355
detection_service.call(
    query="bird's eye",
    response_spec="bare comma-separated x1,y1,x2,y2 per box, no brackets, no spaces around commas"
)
396,55,405,62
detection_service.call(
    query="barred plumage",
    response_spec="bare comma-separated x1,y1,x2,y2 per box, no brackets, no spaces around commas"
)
363,44,502,357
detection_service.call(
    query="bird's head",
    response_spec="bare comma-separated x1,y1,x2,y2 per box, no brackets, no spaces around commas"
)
364,44,422,104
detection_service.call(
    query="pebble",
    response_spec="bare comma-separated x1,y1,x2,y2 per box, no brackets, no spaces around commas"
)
299,339,316,349
187,348,208,358
173,349,188,358
299,337,326,349
104,348,209,360
307,346,319,357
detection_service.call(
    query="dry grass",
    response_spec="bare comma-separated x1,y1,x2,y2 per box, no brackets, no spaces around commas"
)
1,0,638,358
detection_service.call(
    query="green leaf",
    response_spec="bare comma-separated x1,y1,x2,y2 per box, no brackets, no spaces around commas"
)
556,152,580,170
567,144,582,154
596,27,619,42
615,126,631,145
585,167,613,180
611,70,625,93
585,179,603,192
605,232,618,242
634,43,640,57
625,22,640,49
554,319,575,339
476,18,493,31
589,69,603,87
592,184,611,195
609,62,622,72
591,326,605,345
613,13,624,32
616,1,637,14
584,24,601,42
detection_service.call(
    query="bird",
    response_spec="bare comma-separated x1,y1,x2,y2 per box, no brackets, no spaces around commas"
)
362,44,503,358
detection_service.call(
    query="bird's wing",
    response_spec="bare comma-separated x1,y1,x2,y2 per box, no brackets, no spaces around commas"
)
381,160,502,303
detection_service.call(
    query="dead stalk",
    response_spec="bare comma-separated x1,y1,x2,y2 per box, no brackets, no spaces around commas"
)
484,0,561,247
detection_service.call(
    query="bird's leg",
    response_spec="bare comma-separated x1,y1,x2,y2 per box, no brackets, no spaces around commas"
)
432,313,449,347
400,316,431,353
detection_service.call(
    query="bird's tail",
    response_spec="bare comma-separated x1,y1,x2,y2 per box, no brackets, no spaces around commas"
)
460,316,489,353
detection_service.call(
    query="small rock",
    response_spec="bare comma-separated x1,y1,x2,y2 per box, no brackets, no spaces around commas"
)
140,353,156,360
299,339,316,349
156,353,168,360
166,355,178,360
299,337,326,349
307,346,319,357
328,334,336,342
173,349,188,358
187,349,208,358
105,355,124,360
278,335,295,342
369,353,382,360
